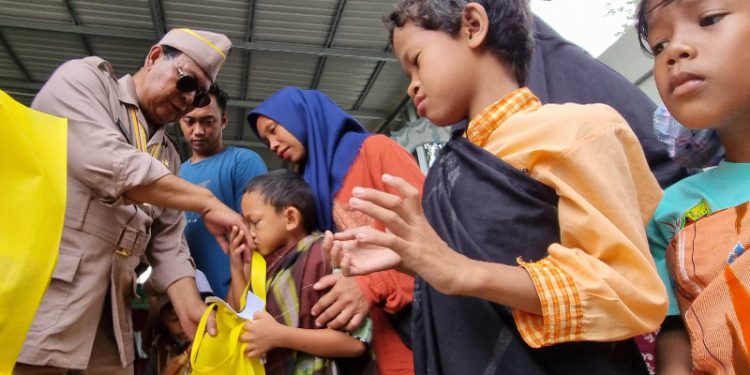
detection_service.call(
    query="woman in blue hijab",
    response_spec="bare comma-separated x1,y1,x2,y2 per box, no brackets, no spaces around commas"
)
247,87,423,375
247,87,369,231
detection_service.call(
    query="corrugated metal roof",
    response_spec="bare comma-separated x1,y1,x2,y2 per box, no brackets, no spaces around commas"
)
334,0,394,50
3,29,88,81
0,0,71,23
72,0,153,31
0,0,414,163
253,0,337,45
164,0,248,40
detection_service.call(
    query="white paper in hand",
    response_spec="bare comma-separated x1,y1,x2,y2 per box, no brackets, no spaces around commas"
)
237,289,264,321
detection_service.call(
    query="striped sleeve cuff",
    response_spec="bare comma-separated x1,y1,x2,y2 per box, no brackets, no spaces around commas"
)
512,257,583,348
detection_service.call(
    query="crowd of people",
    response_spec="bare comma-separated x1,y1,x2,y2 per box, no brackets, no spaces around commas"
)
6,0,749,374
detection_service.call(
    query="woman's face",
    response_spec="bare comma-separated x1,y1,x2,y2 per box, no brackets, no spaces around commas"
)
255,115,307,163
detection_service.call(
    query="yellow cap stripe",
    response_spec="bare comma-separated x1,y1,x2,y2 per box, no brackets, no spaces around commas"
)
178,28,226,59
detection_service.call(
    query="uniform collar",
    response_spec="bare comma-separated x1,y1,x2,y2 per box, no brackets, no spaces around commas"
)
117,74,140,107
119,74,168,137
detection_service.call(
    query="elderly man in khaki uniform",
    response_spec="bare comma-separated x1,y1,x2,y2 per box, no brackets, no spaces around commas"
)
14,29,247,374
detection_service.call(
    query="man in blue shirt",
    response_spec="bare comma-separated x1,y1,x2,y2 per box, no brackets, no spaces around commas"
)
179,84,267,298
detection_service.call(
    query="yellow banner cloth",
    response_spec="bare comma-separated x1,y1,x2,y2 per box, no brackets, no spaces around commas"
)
0,90,67,374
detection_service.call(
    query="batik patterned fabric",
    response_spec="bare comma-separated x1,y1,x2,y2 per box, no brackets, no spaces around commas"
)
665,200,750,375
647,161,750,317
263,233,372,375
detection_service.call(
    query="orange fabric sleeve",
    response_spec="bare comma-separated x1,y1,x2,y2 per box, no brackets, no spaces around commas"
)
334,135,425,307
482,104,667,347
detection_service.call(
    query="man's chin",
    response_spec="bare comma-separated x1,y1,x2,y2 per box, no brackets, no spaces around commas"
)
158,108,185,125
191,147,207,155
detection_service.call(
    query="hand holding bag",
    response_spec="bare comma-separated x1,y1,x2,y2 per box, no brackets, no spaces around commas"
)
190,251,267,375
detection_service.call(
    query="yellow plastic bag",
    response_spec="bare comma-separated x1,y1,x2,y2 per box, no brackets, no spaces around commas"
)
0,90,66,374
191,251,266,375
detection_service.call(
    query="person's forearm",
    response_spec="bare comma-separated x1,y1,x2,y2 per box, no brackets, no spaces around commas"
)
167,277,204,319
276,326,365,358
125,174,218,213
228,269,247,310
656,316,692,375
426,253,542,315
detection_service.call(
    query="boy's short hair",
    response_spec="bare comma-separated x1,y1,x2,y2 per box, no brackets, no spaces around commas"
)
635,0,675,55
245,170,318,233
208,83,229,115
384,0,534,84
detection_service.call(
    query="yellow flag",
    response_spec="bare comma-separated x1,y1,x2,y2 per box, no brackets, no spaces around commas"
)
0,90,67,374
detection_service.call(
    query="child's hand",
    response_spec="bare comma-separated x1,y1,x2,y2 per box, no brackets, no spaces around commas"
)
241,311,285,358
335,174,463,294
229,226,248,274
162,346,190,375
329,233,403,276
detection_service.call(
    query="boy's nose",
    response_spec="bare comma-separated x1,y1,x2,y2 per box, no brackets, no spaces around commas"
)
665,40,696,67
407,78,420,98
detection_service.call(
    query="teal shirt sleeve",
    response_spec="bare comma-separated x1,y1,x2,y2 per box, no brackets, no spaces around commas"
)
646,210,681,316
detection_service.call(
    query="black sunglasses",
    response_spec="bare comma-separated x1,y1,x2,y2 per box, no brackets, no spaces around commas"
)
167,55,211,108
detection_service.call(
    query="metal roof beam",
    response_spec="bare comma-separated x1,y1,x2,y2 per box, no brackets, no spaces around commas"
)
0,79,391,122
0,16,154,39
62,0,94,56
0,79,42,90
352,45,392,110
376,95,411,133
227,98,388,120
323,0,348,49
147,0,167,38
352,62,384,110
310,57,327,90
0,30,33,82
232,40,394,62
246,0,257,42
3,90,35,98
237,0,256,141
311,0,348,89
0,83,393,122
0,17,396,62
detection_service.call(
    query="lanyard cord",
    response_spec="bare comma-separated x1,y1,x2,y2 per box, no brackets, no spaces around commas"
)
127,105,164,160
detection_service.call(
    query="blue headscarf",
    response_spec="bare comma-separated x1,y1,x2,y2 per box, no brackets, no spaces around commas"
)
247,87,370,231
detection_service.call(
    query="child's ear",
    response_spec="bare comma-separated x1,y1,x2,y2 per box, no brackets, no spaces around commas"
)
461,2,490,49
284,206,302,232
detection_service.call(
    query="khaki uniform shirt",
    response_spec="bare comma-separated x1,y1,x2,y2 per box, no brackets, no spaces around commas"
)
18,57,195,369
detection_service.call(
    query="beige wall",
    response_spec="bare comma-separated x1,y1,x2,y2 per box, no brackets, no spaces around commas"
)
597,27,663,106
